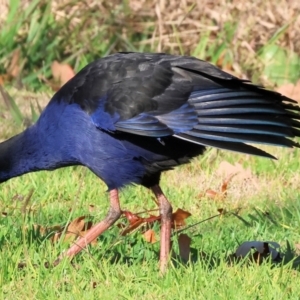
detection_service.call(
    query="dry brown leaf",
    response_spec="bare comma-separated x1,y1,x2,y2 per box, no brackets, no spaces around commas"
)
121,211,144,235
144,214,160,223
121,219,144,235
7,49,21,78
143,229,157,243
0,75,5,86
44,216,96,244
205,189,218,198
203,173,236,200
122,210,159,236
121,207,191,236
276,80,300,102
78,220,96,245
221,173,236,193
67,216,86,235
63,216,95,243
178,234,191,262
0,49,22,85
51,61,75,87
204,189,225,200
172,208,191,228
123,210,141,226
217,208,226,215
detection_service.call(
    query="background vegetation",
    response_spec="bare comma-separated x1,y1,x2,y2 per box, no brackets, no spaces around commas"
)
0,0,300,299
1,0,300,89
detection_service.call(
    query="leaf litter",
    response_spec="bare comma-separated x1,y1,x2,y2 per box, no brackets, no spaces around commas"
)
32,207,282,266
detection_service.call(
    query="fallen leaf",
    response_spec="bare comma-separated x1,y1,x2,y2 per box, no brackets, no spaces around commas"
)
48,216,95,244
64,216,94,243
143,214,160,223
121,219,144,235
143,229,157,243
178,234,191,262
172,208,191,228
203,173,236,200
121,211,144,235
67,216,86,236
217,208,226,215
205,189,218,198
123,210,142,226
78,220,96,244
221,173,236,194
0,75,5,85
7,49,21,79
121,207,191,237
51,61,75,87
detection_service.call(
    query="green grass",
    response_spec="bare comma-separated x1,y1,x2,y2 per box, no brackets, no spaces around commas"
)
0,147,300,299
1,1,299,90
0,0,153,90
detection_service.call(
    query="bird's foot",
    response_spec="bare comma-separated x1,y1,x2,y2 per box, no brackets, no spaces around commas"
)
53,189,121,266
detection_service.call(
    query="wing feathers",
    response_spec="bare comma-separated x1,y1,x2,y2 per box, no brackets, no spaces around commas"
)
174,133,276,159
115,114,173,136
70,53,300,158
178,88,300,152
183,129,294,147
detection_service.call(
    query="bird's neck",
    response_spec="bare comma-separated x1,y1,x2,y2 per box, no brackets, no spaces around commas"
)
0,125,69,183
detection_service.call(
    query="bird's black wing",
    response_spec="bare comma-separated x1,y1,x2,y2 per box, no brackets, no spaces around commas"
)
54,52,300,158
54,53,202,136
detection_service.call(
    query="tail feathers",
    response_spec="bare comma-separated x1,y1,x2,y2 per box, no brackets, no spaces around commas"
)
182,129,296,147
195,105,299,117
194,124,293,137
181,88,300,157
174,133,276,159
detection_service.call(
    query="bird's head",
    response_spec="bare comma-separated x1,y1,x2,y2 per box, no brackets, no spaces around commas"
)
0,138,15,183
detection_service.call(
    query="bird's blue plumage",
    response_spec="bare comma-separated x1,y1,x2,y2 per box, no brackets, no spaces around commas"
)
90,96,119,132
37,100,149,189
114,102,198,136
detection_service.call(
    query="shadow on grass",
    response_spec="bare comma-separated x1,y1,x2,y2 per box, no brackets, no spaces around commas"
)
10,227,300,272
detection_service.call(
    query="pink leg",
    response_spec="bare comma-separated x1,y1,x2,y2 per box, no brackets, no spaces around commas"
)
54,189,121,265
151,185,173,273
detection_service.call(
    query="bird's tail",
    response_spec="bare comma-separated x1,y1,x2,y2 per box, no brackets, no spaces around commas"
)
176,87,300,158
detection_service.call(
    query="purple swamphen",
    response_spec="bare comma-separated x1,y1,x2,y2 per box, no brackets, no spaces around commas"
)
0,52,300,271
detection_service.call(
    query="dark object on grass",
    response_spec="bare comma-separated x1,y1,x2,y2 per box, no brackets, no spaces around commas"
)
1,52,299,272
